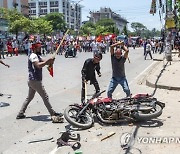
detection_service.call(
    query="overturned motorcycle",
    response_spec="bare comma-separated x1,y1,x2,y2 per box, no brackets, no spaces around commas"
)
64,91,165,129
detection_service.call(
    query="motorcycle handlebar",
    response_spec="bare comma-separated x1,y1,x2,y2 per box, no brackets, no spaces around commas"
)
92,90,106,99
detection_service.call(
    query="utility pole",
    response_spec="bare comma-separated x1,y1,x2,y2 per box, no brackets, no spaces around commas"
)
164,0,175,62
74,0,83,36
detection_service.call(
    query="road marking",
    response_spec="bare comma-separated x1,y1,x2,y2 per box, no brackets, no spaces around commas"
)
115,61,155,97
49,146,58,154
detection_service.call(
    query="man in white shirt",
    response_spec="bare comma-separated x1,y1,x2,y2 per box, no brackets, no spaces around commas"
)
16,42,63,122
90,40,100,56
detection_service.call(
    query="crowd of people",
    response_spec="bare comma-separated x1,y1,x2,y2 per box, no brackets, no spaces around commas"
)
1,32,180,123
0,37,111,59
0,35,132,123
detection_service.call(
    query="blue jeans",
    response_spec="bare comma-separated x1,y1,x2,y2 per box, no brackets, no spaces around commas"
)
107,77,130,98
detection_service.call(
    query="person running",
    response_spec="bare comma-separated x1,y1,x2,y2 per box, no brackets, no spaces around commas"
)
81,53,102,103
107,41,131,98
16,42,63,122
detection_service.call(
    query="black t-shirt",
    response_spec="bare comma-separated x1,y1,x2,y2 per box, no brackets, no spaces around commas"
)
111,55,126,78
81,58,100,82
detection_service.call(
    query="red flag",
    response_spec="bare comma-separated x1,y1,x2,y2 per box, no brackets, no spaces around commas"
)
96,35,103,42
47,65,53,77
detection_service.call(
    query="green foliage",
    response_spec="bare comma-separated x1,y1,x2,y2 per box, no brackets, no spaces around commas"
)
95,25,106,36
131,22,147,35
80,22,96,36
122,26,128,36
176,0,180,28
33,18,53,35
9,17,31,34
80,19,119,36
96,18,115,27
0,8,23,22
0,9,62,37
44,13,66,31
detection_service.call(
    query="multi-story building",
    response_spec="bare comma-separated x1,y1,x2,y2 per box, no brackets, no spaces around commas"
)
0,0,29,35
0,0,29,17
89,7,128,33
28,0,82,30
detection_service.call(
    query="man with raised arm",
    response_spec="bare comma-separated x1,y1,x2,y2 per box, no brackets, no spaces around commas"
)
107,41,131,98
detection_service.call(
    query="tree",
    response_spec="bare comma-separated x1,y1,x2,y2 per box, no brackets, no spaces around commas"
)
44,13,66,32
0,8,23,23
95,25,106,36
80,22,96,36
131,22,147,36
9,17,32,38
96,18,115,27
80,19,120,36
96,19,119,35
122,26,128,36
33,18,53,35
176,0,180,28
0,8,30,38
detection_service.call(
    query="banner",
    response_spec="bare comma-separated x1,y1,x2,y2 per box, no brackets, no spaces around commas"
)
150,0,156,15
165,18,175,29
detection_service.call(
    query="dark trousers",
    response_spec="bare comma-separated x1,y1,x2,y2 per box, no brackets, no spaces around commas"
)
81,78,100,103
0,48,5,59
143,47,146,56
145,50,153,60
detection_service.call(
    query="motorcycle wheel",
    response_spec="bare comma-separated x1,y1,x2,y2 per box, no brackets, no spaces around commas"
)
64,106,94,129
65,52,68,58
133,101,163,121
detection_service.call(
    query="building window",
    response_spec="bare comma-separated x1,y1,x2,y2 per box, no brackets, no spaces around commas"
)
39,2,47,7
63,1,65,7
50,1,58,7
30,10,36,15
67,17,69,22
71,13,74,17
50,8,58,12
71,19,74,23
29,2,36,8
40,9,47,15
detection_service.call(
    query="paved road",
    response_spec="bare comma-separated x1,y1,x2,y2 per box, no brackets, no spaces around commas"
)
0,47,155,153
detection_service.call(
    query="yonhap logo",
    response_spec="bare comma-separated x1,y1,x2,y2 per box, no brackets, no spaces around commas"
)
120,132,135,148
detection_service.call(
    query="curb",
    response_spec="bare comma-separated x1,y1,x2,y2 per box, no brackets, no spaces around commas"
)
146,79,180,91
145,60,180,91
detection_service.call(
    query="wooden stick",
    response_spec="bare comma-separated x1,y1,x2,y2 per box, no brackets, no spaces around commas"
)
101,132,116,141
52,29,69,58
84,81,87,103
111,41,131,63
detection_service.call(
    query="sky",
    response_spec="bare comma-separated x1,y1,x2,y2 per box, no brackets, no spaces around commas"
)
78,0,165,31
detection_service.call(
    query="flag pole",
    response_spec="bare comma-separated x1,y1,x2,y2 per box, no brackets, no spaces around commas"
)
47,29,69,76
52,29,69,58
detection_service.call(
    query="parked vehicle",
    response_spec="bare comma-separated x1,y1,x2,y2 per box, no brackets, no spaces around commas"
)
64,91,165,129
